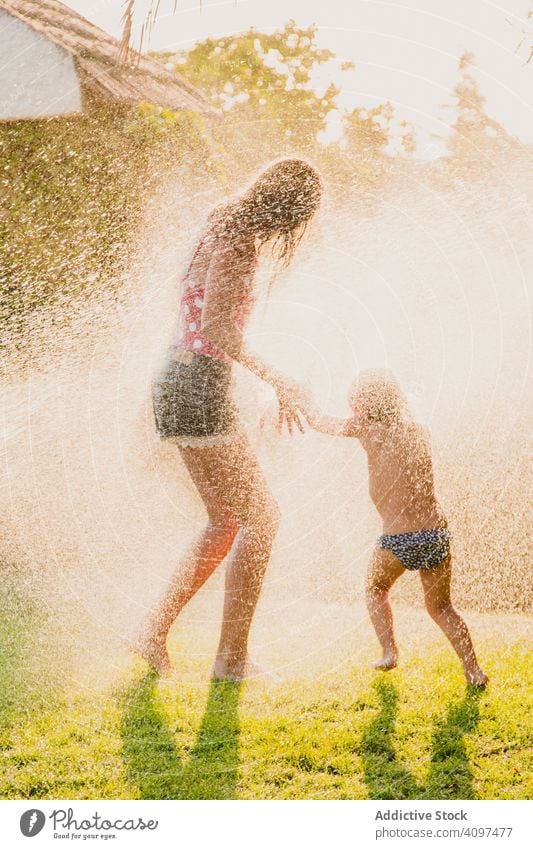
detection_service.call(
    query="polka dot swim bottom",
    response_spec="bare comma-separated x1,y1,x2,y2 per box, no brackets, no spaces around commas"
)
378,528,451,571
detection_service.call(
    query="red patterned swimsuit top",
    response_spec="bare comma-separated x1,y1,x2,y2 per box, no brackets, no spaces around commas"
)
173,228,257,365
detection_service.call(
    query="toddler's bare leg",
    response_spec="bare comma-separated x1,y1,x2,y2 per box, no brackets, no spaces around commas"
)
420,557,488,686
366,548,405,670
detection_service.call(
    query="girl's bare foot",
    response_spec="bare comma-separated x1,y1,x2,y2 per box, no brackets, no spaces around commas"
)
130,633,172,676
465,668,489,687
212,656,280,682
372,652,398,671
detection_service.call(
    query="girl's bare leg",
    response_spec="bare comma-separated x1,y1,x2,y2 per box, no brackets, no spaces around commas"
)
420,557,488,686
139,433,279,679
366,549,405,669
137,506,239,674
192,437,280,680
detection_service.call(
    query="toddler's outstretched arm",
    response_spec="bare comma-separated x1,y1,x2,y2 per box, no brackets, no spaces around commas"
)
304,397,360,438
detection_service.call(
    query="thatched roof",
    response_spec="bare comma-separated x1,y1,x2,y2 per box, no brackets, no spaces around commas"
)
0,0,214,114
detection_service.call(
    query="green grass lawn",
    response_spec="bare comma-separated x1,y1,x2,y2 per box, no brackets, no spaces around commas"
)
1,593,532,800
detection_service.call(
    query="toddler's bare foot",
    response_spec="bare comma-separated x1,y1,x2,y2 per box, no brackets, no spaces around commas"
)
130,633,172,676
212,656,280,682
465,668,489,687
372,652,398,671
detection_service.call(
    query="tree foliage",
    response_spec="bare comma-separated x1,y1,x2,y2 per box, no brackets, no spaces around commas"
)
160,21,341,166
445,52,518,175
1,17,426,345
148,20,413,193
0,102,200,342
1,109,140,328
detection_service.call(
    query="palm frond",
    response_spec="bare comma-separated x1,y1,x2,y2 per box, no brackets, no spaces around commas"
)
118,0,135,65
119,1,207,65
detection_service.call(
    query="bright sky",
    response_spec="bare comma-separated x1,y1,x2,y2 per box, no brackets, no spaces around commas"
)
67,0,533,156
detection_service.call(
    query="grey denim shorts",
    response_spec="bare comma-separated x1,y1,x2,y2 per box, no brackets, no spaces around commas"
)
152,350,238,444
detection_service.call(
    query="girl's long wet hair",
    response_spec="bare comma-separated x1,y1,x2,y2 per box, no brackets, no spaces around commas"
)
210,158,322,267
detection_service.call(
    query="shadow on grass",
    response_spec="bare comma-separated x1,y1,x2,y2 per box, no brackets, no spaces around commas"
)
425,686,483,799
361,680,419,799
121,671,242,799
361,679,483,800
